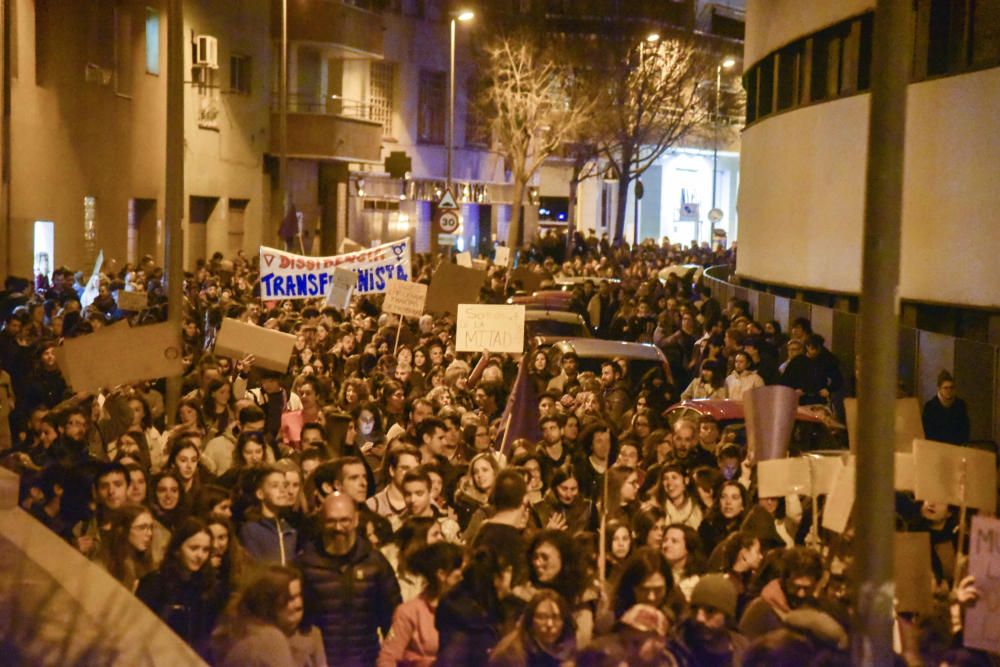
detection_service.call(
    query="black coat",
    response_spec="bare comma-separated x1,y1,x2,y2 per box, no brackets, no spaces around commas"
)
922,396,970,445
436,585,501,666
136,568,225,657
299,535,401,667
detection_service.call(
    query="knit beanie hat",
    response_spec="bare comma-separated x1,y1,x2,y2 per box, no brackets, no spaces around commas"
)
690,574,738,619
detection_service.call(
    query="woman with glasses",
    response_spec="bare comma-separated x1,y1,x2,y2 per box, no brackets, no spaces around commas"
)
96,504,158,592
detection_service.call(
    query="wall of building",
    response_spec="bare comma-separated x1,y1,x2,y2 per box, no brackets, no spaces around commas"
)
6,0,269,279
744,0,872,68
736,66,1000,308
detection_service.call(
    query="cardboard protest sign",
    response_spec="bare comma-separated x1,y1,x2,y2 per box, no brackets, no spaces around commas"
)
425,262,486,316
214,318,297,373
843,397,925,454
822,458,856,534
382,279,428,320
116,290,148,312
895,452,915,492
757,455,844,498
965,516,1000,654
456,304,526,354
912,438,996,511
744,385,799,461
55,321,183,392
472,259,489,271
494,246,511,268
259,238,411,299
894,532,934,614
757,458,810,498
325,267,356,310
456,252,473,268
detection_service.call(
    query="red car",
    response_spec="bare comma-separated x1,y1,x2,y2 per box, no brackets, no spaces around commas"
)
664,399,848,455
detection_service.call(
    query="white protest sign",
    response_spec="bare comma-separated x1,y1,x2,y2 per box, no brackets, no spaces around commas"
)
494,246,511,268
965,516,1000,654
455,304,525,354
456,252,473,268
382,279,428,320
757,455,843,498
326,268,356,310
260,238,411,299
80,250,104,309
822,458,856,534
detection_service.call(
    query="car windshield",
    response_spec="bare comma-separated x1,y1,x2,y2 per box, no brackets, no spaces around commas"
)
525,319,587,339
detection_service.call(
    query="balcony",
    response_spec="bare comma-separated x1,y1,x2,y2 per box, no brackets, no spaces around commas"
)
272,0,384,59
272,94,383,163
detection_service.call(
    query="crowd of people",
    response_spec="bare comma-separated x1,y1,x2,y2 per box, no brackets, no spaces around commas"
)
0,233,991,667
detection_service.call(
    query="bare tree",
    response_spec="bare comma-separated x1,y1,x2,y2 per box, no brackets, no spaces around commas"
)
477,38,594,248
590,37,714,244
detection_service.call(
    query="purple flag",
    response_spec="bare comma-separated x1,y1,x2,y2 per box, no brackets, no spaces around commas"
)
278,205,299,244
498,354,542,456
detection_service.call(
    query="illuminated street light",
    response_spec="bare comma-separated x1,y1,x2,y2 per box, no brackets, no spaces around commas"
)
711,56,738,247
448,11,475,192
646,32,660,43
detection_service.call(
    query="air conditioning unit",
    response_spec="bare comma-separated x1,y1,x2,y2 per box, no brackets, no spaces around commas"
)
194,35,219,69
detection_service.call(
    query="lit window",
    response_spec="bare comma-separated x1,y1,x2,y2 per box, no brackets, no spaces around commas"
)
145,8,160,75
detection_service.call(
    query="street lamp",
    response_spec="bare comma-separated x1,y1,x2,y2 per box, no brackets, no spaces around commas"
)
710,56,736,247
448,10,474,194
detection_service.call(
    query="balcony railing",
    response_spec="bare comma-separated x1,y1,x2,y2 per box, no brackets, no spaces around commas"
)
275,93,373,119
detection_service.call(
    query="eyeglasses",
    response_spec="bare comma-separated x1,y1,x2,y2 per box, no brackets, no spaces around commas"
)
131,523,155,532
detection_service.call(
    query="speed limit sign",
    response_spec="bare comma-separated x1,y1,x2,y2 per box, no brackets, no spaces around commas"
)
439,210,460,234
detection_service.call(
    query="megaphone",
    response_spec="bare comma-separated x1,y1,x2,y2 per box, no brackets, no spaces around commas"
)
744,385,799,461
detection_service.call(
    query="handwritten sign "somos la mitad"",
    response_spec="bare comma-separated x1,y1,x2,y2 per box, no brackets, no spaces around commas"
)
455,304,525,354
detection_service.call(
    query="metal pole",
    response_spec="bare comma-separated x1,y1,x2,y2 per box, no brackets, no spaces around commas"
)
164,0,184,425
852,1,911,665
447,17,455,192
278,0,290,246
711,65,720,244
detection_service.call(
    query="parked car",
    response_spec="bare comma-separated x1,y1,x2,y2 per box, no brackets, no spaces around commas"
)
663,398,848,455
524,310,591,343
509,290,576,310
541,337,674,395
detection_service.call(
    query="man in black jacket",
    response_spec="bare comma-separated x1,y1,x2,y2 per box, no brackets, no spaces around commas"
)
300,493,402,666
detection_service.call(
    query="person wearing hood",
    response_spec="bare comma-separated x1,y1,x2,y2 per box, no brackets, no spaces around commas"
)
490,590,577,667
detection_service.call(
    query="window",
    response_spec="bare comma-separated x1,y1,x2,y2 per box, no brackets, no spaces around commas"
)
756,55,774,117
369,61,395,136
775,43,802,111
230,54,251,94
145,7,160,75
926,0,968,76
417,70,446,144
743,68,757,124
971,0,1000,67
114,4,133,96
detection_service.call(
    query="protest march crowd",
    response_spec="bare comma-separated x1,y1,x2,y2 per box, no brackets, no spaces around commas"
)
0,229,994,667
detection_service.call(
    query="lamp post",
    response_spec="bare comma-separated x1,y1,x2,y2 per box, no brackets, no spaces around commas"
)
278,0,290,244
710,56,736,246
632,32,659,246
448,10,474,193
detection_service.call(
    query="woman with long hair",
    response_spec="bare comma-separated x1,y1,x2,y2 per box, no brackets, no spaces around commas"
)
166,437,211,501
603,519,633,581
96,504,158,592
601,466,641,527
202,377,237,440
212,564,326,667
173,398,207,438
383,516,446,602
205,516,247,601
453,452,500,530
136,517,226,657
377,542,464,667
436,547,515,664
124,463,150,506
531,467,593,536
338,377,370,413
150,470,188,532
681,359,727,400
128,394,166,472
661,524,706,601
631,505,667,551
697,480,749,555
489,590,577,667
217,430,268,490
607,547,677,625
